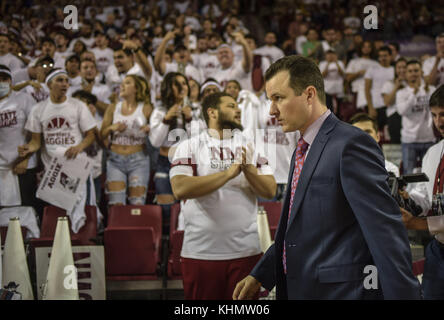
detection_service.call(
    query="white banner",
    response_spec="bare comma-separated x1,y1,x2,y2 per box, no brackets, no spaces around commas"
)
36,154,92,212
35,246,106,300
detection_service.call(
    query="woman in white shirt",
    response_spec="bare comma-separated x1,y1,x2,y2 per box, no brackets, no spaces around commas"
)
148,72,193,208
381,58,407,144
100,75,153,205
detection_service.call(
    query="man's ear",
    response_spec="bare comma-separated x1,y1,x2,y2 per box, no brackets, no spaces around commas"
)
376,131,381,143
305,86,317,104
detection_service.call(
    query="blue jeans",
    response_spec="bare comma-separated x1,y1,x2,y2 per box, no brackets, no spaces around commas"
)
401,142,434,174
258,184,287,202
106,150,150,205
422,239,444,300
154,155,173,195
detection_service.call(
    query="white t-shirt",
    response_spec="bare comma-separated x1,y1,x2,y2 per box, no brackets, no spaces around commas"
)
254,45,284,64
213,63,249,91
53,50,73,69
0,53,24,72
105,62,145,96
21,82,49,103
12,68,30,85
258,100,299,184
192,52,219,81
68,81,112,105
25,96,97,169
364,64,394,109
422,56,444,86
0,91,37,169
295,36,307,56
346,57,378,108
69,75,82,87
396,84,436,144
165,62,203,84
319,60,345,97
170,130,272,260
381,80,407,117
91,47,114,75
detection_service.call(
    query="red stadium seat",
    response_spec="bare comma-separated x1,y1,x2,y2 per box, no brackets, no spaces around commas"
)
0,227,28,246
30,205,98,247
259,202,282,240
104,205,162,279
167,203,183,279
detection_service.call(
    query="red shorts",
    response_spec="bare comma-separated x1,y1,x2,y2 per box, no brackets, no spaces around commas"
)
181,254,262,300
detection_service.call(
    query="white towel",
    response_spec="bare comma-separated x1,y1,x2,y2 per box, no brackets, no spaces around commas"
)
0,169,21,206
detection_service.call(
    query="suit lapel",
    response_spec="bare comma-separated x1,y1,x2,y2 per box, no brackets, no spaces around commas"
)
286,113,338,232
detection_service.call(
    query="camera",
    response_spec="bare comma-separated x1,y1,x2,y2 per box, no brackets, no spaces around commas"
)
388,172,429,216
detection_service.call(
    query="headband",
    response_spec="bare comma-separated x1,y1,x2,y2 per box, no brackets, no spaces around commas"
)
218,44,231,50
200,81,222,94
45,69,68,86
0,69,12,78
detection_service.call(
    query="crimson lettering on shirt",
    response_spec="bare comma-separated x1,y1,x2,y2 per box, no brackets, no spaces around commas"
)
210,146,242,160
0,110,17,128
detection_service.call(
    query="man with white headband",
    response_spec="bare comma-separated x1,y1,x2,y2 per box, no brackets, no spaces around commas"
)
200,79,222,101
18,68,98,231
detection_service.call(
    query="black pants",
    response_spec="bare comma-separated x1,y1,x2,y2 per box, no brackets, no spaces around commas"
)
376,107,388,130
17,168,44,223
387,112,402,144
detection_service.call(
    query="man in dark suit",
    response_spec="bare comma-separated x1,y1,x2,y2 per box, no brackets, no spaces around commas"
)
233,55,421,300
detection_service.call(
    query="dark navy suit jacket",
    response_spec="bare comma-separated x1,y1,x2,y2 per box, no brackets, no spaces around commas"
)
251,113,421,299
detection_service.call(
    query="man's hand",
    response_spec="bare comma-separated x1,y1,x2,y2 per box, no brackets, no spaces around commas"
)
226,163,241,180
358,69,367,77
233,275,262,300
65,145,83,160
164,30,178,42
120,39,138,51
29,80,42,90
232,32,246,45
18,144,35,158
13,158,29,175
400,207,414,227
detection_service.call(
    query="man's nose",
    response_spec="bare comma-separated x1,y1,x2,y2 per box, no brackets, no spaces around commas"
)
269,102,277,116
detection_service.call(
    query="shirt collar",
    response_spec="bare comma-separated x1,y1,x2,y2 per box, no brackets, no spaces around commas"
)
301,109,331,146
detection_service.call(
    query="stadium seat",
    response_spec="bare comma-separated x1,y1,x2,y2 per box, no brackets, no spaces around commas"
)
30,205,98,247
167,203,183,279
104,205,162,279
259,202,282,240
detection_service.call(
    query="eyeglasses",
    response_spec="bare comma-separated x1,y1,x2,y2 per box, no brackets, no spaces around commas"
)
40,63,54,69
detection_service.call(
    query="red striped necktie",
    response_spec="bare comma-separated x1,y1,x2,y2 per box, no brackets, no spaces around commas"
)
283,138,309,274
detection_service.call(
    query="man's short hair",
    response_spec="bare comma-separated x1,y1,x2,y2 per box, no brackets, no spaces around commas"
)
264,55,326,104
388,42,400,52
429,85,444,108
201,92,233,124
406,59,421,67
72,90,98,106
349,112,378,132
65,54,80,65
113,45,133,57
41,37,55,46
378,45,392,55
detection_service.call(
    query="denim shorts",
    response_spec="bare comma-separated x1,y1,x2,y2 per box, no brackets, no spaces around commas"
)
106,150,150,205
154,155,173,195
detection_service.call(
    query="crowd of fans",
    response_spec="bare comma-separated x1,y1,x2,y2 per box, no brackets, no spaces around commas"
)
0,0,441,223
